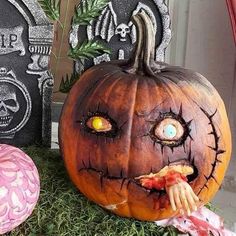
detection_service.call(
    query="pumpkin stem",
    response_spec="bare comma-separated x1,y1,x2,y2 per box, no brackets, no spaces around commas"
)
125,11,158,75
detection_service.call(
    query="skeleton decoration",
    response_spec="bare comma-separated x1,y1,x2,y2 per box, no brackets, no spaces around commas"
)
0,0,54,146
0,68,31,139
70,0,171,73
115,23,131,42
0,84,20,128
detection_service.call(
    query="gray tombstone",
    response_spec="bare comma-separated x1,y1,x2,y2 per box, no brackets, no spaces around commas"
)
70,0,171,73
0,0,54,146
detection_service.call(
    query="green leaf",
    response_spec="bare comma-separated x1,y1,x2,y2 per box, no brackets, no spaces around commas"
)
205,202,219,213
73,0,110,25
38,0,61,21
68,40,111,61
59,72,80,93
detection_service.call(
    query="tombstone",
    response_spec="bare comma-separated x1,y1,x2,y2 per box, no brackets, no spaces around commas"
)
0,0,54,146
69,0,171,73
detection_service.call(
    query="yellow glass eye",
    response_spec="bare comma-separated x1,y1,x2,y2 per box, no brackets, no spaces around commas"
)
92,117,103,130
86,116,112,132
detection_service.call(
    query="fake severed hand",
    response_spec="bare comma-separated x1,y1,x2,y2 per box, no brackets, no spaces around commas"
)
136,165,200,216
166,179,199,216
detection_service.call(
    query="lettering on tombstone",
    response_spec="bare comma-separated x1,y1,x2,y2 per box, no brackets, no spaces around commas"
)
70,0,171,73
0,26,25,56
0,0,54,146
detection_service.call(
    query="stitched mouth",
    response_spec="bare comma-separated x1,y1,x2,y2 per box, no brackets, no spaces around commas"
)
78,159,199,194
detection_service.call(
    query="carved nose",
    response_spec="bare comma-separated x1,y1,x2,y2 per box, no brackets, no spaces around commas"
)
0,101,8,116
121,31,126,36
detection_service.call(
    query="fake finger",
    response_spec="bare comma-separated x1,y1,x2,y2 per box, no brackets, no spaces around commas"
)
179,184,191,215
190,189,199,202
184,183,199,211
185,183,199,202
173,185,183,210
168,186,177,211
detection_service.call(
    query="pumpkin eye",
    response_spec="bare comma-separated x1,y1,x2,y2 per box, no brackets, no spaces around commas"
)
150,116,189,148
81,112,119,138
86,116,112,132
155,118,184,141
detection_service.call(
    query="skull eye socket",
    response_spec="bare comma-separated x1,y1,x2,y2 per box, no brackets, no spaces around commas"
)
4,99,17,107
86,116,112,132
154,118,184,142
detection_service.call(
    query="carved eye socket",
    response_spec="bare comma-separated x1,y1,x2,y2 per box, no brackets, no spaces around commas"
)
154,118,184,142
4,99,17,107
86,116,112,132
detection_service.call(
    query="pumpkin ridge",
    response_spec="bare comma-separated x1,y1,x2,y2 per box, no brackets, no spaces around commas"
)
125,76,139,217
70,75,106,116
81,71,124,115
95,74,135,202
80,74,133,180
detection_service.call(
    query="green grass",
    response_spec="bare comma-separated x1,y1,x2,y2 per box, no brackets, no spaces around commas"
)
5,147,181,236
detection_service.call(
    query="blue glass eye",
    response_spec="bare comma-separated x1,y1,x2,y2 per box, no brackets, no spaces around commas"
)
154,118,184,141
163,124,177,138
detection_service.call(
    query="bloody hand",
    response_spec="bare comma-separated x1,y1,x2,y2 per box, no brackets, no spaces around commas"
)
136,165,199,215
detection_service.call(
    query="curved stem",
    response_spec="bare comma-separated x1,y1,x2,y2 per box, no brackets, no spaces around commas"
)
125,11,157,75
142,12,156,74
127,14,144,73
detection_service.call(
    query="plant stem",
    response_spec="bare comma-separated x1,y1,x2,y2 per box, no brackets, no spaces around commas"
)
54,0,70,81
58,20,64,29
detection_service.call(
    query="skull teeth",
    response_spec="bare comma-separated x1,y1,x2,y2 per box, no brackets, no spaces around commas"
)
0,116,13,126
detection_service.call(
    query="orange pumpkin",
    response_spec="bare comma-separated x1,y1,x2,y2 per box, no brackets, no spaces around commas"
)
59,12,231,221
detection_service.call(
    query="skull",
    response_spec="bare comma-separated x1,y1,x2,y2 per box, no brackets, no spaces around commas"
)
115,23,130,42
0,85,20,127
0,68,7,75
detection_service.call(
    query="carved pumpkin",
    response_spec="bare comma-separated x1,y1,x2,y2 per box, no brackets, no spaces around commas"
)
59,12,231,221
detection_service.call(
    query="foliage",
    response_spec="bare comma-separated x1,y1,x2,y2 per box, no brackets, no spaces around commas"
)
65,39,111,93
6,147,181,236
68,40,111,61
205,202,219,213
59,72,80,94
39,0,111,93
69,0,111,64
73,0,110,26
38,0,61,21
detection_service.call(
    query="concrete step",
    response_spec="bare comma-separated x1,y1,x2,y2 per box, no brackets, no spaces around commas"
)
213,189,236,232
